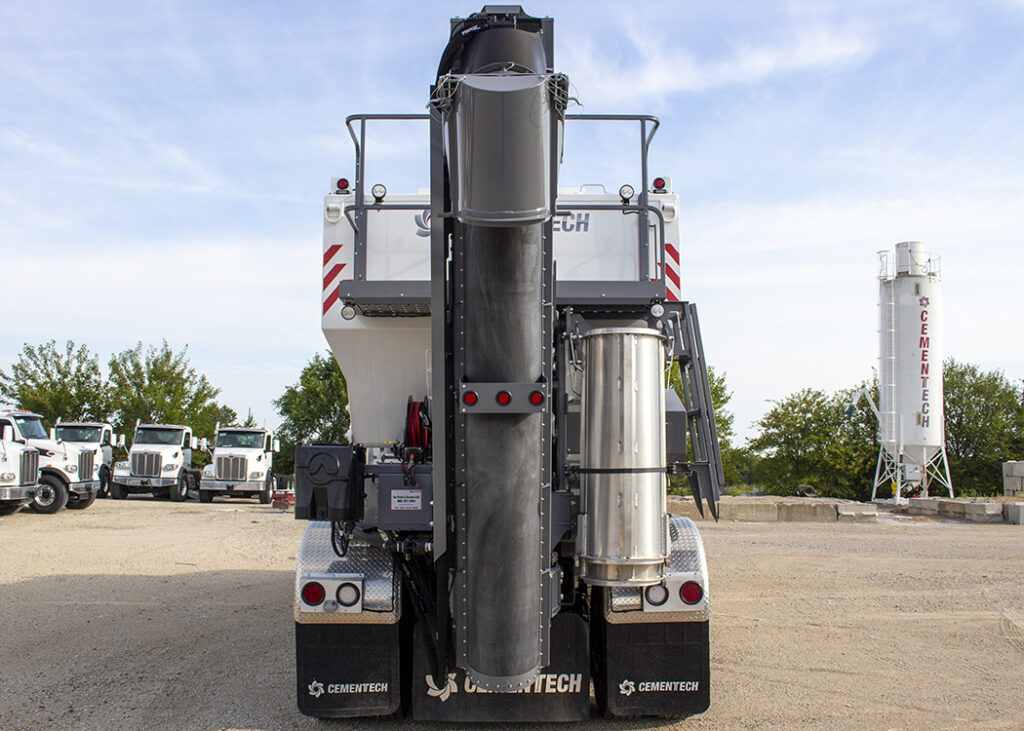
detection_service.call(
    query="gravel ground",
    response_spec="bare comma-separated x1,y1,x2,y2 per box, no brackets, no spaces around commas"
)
1,498,1022,730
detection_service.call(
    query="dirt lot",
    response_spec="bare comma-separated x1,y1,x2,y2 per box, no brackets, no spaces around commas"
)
1,498,1022,730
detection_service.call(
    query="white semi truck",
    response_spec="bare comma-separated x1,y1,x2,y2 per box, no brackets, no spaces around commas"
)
291,7,723,722
0,410,100,513
0,423,39,515
198,425,279,503
110,422,200,501
53,420,119,498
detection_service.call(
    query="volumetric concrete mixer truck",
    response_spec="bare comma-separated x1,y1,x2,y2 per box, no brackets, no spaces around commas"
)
292,6,723,722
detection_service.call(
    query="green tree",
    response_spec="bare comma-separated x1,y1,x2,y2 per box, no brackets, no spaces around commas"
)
748,381,878,501
107,342,233,464
943,358,1022,495
0,340,108,428
273,352,350,474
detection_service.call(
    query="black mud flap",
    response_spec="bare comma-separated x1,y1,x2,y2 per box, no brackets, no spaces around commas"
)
295,622,403,718
411,612,590,722
592,612,710,718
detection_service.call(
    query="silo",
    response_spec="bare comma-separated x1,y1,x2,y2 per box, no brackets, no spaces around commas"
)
874,242,953,500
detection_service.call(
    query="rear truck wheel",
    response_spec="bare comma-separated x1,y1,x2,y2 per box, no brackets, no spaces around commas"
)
67,490,97,510
199,489,213,503
110,481,126,500
259,474,272,504
0,504,23,516
30,474,68,514
169,473,189,502
98,466,110,498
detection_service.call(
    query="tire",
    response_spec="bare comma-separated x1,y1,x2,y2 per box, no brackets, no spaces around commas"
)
199,490,213,503
67,490,97,510
110,481,127,500
0,504,23,516
98,467,110,498
169,473,189,502
259,474,273,504
30,474,68,514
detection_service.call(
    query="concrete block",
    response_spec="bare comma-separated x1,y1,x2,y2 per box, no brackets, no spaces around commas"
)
777,501,837,523
719,501,778,522
908,497,939,515
1013,462,1024,478
1004,476,1024,497
964,502,1004,523
937,499,966,518
1004,503,1024,525
837,503,877,521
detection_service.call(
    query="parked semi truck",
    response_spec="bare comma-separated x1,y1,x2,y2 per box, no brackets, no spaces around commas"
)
110,422,200,501
198,425,279,503
0,410,99,513
53,420,119,498
292,7,722,722
0,422,39,515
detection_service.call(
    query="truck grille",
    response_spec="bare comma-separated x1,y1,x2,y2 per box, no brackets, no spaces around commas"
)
216,455,247,481
78,451,95,481
131,453,162,477
20,450,39,486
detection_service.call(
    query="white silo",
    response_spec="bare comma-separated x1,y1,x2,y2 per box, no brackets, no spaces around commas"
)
874,241,953,501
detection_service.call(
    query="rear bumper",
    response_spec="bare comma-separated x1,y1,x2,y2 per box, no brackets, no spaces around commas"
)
0,484,36,502
202,479,264,492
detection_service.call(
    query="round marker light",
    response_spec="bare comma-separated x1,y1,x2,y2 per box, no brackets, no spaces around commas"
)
680,581,703,605
618,184,635,202
529,390,544,406
650,302,665,318
371,183,387,202
645,584,669,606
653,176,666,191
336,582,361,607
463,391,478,406
336,177,350,192
496,391,512,406
340,304,357,320
301,581,326,606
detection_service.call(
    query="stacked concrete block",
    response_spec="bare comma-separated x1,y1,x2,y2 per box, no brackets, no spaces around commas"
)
777,500,837,523
1005,503,1024,525
965,502,1004,523
937,499,966,518
908,497,939,516
837,503,877,522
1003,462,1024,497
719,501,778,522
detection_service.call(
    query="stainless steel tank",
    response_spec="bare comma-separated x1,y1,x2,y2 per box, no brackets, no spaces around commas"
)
578,327,668,585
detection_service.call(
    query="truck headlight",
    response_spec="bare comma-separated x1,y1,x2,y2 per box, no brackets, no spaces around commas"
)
249,471,264,480
0,472,15,481
163,464,179,472
115,461,129,469
67,464,78,473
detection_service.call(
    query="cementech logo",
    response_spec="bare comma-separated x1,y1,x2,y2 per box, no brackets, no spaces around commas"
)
619,678,700,695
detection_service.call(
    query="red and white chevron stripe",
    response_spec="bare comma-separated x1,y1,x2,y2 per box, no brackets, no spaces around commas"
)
321,244,347,315
664,242,681,302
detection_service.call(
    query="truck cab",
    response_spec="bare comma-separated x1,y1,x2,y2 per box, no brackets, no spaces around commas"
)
0,410,99,513
111,423,198,501
53,421,119,498
0,422,39,515
198,426,279,504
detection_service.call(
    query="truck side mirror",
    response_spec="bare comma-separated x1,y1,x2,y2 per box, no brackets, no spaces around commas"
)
0,424,10,441
117,434,126,448
190,436,198,450
199,437,209,452
272,438,281,453
50,428,57,440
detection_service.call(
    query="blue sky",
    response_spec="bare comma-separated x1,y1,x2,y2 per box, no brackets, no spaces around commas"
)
2,1,1022,440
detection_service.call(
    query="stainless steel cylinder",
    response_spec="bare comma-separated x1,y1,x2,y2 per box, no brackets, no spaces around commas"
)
578,327,668,586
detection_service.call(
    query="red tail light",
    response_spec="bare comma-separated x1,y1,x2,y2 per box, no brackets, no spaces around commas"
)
301,581,326,606
496,391,512,406
463,391,478,406
336,178,349,191
680,581,703,605
529,391,544,406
